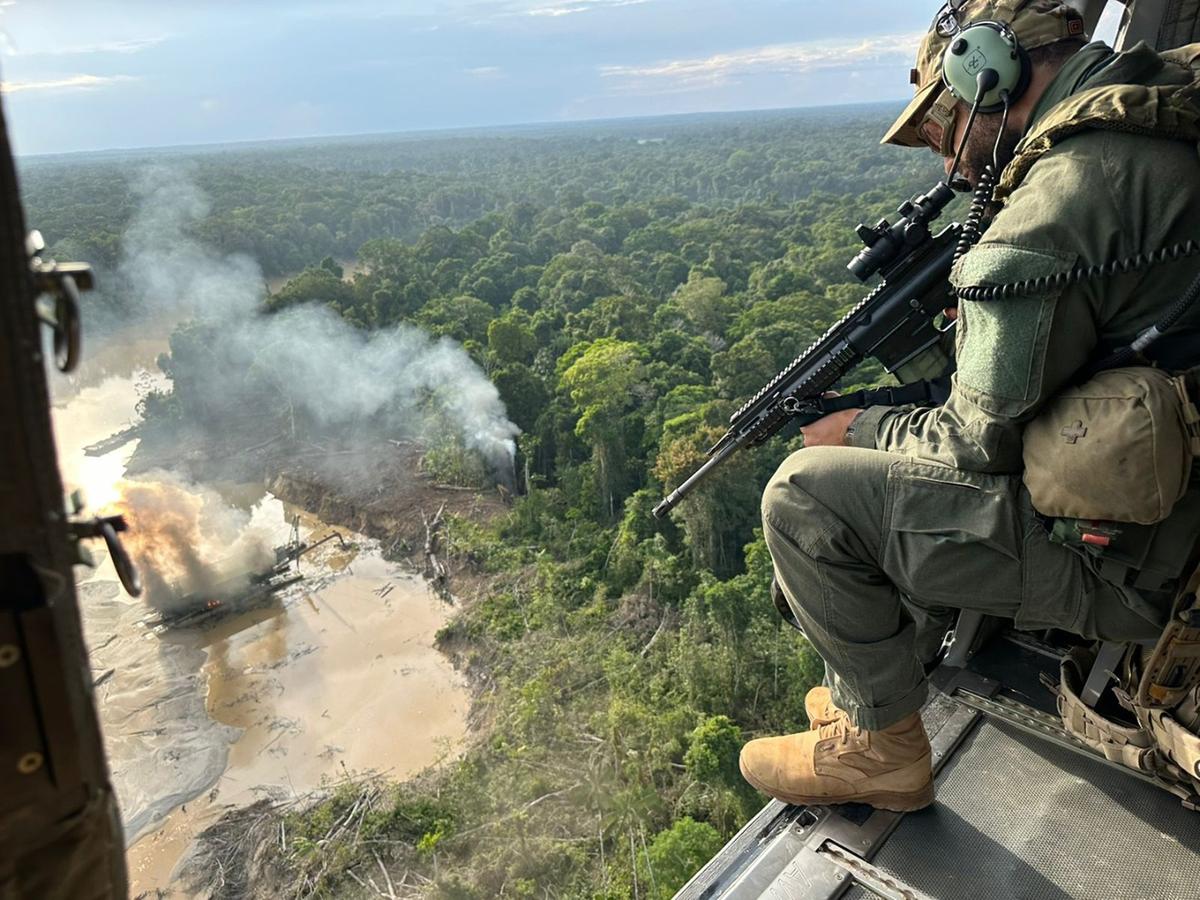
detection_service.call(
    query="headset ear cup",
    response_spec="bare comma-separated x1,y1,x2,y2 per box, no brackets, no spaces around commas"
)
942,21,1030,112
1007,44,1032,108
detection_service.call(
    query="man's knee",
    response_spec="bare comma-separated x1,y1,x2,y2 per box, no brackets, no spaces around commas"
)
761,447,891,560
763,450,811,529
762,447,866,526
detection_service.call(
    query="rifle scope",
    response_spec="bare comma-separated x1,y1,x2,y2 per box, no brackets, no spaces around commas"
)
847,181,956,282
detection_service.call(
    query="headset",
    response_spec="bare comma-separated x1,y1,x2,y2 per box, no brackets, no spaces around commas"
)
942,20,1031,112
935,19,1031,260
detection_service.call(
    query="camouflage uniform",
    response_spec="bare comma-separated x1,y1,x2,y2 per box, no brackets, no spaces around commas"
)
765,35,1200,731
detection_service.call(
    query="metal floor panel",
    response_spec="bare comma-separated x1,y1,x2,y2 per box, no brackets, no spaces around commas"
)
868,718,1200,900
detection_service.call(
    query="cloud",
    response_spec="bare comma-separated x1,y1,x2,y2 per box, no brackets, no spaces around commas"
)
4,35,169,57
285,0,650,26
465,65,503,78
0,73,136,95
526,0,648,16
600,32,922,94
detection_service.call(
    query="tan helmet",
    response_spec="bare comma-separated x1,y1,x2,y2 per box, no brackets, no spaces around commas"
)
882,0,1088,148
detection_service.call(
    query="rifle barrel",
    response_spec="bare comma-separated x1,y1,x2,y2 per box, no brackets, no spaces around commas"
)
652,438,741,519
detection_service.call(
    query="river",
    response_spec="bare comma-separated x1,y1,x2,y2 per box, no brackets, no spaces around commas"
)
51,324,469,896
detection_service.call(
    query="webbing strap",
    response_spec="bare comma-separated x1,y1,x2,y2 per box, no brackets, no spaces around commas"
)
1060,695,1157,771
1147,710,1200,782
1135,546,1200,708
819,377,952,414
1061,646,1200,804
1176,374,1200,457
1058,650,1158,773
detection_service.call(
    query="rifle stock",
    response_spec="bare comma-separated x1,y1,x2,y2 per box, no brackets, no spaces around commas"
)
654,181,961,519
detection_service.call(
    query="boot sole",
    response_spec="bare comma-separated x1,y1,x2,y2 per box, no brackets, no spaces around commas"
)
761,782,935,813
739,759,935,812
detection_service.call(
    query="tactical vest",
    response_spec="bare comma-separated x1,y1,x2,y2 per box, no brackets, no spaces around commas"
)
1004,44,1200,587
998,42,1200,201
996,41,1200,384
990,41,1200,363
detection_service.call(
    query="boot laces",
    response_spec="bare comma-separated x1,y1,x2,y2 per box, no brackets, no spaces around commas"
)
817,716,861,747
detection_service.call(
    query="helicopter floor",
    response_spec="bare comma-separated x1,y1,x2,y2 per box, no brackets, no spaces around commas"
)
676,633,1200,900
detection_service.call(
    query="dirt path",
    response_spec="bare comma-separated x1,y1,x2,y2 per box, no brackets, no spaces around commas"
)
265,257,364,295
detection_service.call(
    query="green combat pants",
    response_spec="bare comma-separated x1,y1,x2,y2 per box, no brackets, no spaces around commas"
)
761,447,1165,731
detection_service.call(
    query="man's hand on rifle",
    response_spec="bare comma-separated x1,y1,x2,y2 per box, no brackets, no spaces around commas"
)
799,407,862,448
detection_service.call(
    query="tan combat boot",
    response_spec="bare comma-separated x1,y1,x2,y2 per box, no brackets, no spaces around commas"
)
739,711,934,812
805,686,845,729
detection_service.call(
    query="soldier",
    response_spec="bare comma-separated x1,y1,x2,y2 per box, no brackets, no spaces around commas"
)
739,0,1200,811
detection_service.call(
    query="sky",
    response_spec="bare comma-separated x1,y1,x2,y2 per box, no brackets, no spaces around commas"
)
0,1,942,156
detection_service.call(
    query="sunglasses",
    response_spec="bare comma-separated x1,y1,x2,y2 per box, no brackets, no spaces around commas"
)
934,0,1039,37
918,89,960,157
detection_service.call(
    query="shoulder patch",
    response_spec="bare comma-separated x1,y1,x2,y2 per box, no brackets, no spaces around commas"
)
952,243,1076,409
956,291,1057,406
950,242,1077,293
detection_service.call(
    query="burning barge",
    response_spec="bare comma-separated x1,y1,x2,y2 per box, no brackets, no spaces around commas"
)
145,519,348,630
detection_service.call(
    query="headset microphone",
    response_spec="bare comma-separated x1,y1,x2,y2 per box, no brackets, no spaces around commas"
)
947,67,1002,187
973,67,1001,98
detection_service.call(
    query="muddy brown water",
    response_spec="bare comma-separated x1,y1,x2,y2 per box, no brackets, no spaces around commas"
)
53,326,469,896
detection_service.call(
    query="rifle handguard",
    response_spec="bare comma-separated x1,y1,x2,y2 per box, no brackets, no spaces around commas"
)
653,181,961,518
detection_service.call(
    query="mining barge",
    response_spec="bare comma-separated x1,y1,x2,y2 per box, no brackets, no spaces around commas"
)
145,520,347,630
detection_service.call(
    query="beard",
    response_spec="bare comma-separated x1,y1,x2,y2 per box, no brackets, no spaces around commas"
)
955,110,1022,188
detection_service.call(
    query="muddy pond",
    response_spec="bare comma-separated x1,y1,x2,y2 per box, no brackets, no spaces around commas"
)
52,326,470,896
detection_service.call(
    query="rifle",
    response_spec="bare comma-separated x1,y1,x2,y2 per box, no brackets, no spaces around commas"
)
653,180,961,519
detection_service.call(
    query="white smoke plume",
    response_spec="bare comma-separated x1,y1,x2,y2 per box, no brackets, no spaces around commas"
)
119,166,519,476
109,473,276,614
219,305,520,471
119,165,265,323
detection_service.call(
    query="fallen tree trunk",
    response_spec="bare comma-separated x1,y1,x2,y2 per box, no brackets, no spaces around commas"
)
421,503,450,600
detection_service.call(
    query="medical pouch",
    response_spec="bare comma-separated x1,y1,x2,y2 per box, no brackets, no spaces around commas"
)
1023,367,1199,524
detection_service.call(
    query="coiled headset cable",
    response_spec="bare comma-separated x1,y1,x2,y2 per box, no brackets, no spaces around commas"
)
954,240,1200,302
1084,263,1200,375
952,91,1010,265
933,17,1200,371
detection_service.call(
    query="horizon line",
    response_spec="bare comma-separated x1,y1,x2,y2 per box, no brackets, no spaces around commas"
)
18,96,908,162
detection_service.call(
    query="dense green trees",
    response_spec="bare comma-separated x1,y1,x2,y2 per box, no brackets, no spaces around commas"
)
22,105,934,282
31,105,942,897
560,338,647,519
